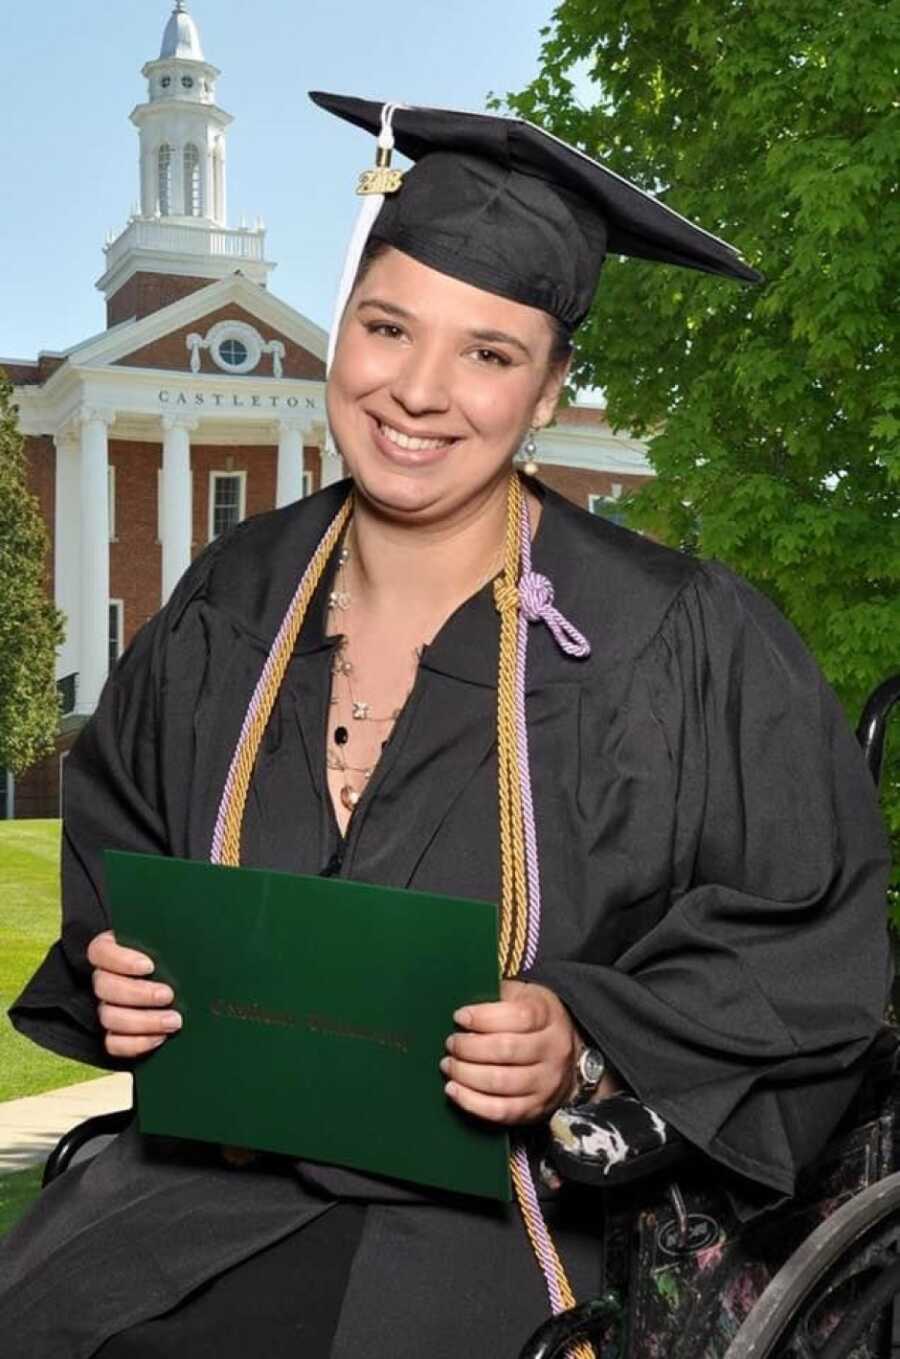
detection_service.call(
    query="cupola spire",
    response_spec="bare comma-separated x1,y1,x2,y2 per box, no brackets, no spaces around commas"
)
160,2,205,61
96,3,274,323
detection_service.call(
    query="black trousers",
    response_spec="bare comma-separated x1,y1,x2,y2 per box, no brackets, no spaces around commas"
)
94,1204,367,1358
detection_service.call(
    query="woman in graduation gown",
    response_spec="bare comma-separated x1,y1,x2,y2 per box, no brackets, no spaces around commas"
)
0,94,892,1358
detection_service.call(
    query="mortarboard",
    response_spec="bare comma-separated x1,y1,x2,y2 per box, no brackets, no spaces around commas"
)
310,91,764,374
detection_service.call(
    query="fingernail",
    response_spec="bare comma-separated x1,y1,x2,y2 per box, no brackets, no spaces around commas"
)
445,1035,455,1054
136,956,155,973
439,1057,451,1074
149,1036,166,1048
453,1008,472,1027
445,1082,457,1098
161,1012,182,1031
154,986,174,1005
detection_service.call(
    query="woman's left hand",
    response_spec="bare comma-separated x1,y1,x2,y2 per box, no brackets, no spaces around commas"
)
441,980,579,1125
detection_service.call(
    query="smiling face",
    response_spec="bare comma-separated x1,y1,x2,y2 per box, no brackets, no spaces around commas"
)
325,246,570,527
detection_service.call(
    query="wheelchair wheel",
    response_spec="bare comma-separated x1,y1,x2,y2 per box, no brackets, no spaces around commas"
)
724,1171,900,1359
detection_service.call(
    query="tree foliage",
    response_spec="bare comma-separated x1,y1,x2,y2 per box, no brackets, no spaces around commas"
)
497,0,900,891
0,370,65,775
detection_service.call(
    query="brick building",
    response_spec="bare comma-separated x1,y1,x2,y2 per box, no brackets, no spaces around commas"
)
2,2,653,819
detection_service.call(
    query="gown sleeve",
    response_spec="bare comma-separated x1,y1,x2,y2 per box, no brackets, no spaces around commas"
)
7,539,227,1071
528,560,893,1195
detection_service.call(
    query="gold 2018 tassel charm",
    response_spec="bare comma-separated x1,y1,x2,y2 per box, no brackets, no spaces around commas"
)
357,144,404,196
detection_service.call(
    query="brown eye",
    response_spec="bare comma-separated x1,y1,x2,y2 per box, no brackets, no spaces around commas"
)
366,322,404,339
472,348,510,367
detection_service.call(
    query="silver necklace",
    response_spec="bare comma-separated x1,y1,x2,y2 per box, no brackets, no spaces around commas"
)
327,539,422,812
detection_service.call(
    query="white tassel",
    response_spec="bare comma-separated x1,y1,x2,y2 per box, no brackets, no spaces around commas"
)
322,103,407,482
325,101,407,374
325,191,386,373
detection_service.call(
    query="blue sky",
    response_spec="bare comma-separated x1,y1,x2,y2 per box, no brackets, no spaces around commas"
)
0,0,566,361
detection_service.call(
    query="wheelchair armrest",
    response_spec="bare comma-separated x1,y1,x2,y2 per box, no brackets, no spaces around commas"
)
42,1107,135,1188
549,1027,900,1194
518,1293,624,1359
547,1092,690,1189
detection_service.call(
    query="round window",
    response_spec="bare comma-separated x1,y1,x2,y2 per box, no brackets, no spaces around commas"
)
207,324,263,374
219,339,249,367
182,76,194,89
160,76,171,89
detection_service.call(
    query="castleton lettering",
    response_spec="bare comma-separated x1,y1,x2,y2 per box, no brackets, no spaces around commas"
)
157,391,320,411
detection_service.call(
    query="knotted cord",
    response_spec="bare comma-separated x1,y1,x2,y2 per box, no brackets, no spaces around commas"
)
210,475,593,1358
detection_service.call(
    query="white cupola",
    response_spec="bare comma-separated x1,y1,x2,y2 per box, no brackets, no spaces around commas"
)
97,2,273,318
134,0,229,223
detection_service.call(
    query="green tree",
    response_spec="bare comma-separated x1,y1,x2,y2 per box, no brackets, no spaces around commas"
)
0,370,65,776
497,0,900,891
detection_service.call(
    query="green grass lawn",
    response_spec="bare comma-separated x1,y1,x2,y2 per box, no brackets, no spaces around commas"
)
0,819,102,1102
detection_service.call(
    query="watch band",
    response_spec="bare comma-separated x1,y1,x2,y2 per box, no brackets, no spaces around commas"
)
567,1041,607,1103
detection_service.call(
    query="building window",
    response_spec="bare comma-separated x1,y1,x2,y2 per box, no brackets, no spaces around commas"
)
206,321,262,375
219,337,248,367
109,600,124,675
184,143,201,216
209,471,246,540
108,464,116,541
57,673,77,716
588,493,627,527
158,143,173,215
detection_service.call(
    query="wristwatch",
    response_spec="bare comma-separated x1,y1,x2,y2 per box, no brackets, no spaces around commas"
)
570,1042,606,1102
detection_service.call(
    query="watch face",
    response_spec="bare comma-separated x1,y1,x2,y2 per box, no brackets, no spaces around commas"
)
579,1047,606,1086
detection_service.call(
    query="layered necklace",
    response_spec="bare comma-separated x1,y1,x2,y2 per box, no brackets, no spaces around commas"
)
209,476,595,1357
325,537,423,814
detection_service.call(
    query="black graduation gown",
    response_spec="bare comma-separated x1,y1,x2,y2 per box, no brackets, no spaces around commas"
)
0,480,891,1358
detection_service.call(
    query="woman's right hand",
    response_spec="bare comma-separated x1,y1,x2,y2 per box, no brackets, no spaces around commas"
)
87,929,182,1058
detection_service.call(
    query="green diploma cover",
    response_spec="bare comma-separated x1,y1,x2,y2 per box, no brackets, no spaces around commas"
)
105,851,511,1201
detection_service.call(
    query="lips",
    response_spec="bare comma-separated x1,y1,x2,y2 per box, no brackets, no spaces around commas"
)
378,419,454,451
367,413,460,467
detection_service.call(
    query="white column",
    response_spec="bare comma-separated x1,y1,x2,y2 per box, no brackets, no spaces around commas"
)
53,428,82,684
77,407,115,715
319,432,345,488
217,137,227,224
140,147,155,218
202,139,214,222
275,419,307,507
160,414,197,605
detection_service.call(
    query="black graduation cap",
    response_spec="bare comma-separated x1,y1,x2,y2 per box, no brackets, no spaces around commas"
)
310,91,764,341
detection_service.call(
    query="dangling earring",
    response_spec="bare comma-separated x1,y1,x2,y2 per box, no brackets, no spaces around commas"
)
520,427,540,478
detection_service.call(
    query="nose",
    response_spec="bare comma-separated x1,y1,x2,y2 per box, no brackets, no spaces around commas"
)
389,339,452,417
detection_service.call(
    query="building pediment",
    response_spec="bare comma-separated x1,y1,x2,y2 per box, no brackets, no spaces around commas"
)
11,275,329,441
113,302,324,381
42,274,326,383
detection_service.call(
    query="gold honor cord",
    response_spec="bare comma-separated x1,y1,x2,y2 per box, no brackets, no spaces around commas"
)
212,478,593,1358
494,474,530,978
214,497,353,867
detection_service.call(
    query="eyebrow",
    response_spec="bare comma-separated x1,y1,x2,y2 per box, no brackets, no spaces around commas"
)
356,297,532,358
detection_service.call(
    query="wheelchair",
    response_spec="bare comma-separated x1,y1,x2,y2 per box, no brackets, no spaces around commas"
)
42,674,900,1359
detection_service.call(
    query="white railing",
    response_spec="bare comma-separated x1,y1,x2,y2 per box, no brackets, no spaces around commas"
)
104,219,265,272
